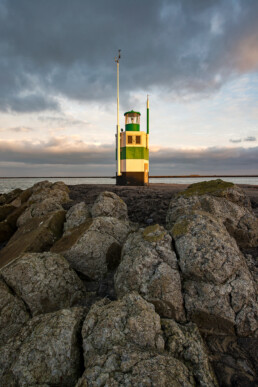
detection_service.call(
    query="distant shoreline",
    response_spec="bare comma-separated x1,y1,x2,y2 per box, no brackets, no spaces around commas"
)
1,175,258,179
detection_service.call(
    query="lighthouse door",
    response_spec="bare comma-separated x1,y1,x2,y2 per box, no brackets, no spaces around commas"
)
144,163,148,184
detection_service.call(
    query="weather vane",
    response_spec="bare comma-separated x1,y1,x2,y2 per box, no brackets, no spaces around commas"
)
115,49,121,63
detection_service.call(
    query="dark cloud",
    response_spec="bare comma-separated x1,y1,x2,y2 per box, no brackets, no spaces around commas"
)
230,139,242,143
230,136,257,143
0,137,257,175
244,136,256,142
0,0,258,112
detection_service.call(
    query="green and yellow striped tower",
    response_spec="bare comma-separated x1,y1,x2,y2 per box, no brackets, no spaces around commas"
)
116,96,149,185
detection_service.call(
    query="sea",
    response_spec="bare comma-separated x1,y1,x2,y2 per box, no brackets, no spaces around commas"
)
0,176,258,194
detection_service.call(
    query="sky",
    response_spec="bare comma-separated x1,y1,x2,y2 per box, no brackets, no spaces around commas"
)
0,0,257,176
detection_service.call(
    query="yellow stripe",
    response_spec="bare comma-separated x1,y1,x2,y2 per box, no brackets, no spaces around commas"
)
121,159,149,172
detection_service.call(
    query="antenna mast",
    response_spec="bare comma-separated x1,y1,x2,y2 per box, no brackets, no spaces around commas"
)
115,49,121,177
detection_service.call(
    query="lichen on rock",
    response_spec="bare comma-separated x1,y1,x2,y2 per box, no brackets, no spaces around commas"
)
177,179,234,198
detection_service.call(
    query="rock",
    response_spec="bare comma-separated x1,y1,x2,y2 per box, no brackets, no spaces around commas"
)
0,307,85,386
0,189,22,206
82,293,165,354
51,216,130,280
17,197,63,227
76,346,195,387
0,205,16,222
115,224,185,321
0,210,66,269
28,180,70,205
167,180,258,248
0,204,28,244
183,280,236,335
78,293,195,387
204,334,258,386
0,280,30,347
172,213,243,284
0,221,14,243
1,252,86,316
91,191,128,220
63,202,91,235
174,179,250,208
171,212,257,336
162,319,218,386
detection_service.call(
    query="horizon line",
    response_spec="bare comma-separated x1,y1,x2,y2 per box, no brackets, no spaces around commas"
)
0,175,258,179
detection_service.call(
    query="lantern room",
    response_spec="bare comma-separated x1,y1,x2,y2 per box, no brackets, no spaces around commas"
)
124,111,141,132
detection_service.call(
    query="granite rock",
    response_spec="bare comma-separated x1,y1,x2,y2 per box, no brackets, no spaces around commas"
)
91,191,128,220
28,180,70,205
1,252,86,316
167,181,258,248
64,202,91,235
171,212,257,336
17,197,63,227
51,216,130,280
78,293,196,387
162,319,218,386
0,210,66,269
0,280,30,347
0,308,85,387
115,224,185,320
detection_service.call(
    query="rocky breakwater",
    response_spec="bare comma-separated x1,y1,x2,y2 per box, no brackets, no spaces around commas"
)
0,179,257,386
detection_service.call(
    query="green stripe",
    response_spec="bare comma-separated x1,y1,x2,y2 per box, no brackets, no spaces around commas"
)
121,147,149,160
147,108,149,134
125,123,140,132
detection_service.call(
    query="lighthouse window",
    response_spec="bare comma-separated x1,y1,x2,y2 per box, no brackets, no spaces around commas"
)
136,136,141,144
127,135,133,144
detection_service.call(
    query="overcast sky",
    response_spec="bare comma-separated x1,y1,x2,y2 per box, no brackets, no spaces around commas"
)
0,0,257,176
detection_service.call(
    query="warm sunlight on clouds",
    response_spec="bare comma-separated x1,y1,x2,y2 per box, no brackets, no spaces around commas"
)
0,0,257,176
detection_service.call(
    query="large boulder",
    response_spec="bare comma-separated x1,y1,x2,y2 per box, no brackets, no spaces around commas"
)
171,212,257,336
0,280,30,347
0,210,66,269
77,293,216,387
1,252,86,316
91,191,128,220
162,319,218,386
51,216,130,280
0,204,28,243
0,188,23,206
115,224,185,321
63,202,91,235
28,180,70,205
166,179,258,248
17,197,63,227
76,347,195,387
0,308,86,386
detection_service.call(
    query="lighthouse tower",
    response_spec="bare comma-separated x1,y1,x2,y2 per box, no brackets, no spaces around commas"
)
115,50,149,186
116,103,149,185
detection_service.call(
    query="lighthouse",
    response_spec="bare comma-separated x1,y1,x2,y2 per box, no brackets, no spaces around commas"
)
115,51,149,185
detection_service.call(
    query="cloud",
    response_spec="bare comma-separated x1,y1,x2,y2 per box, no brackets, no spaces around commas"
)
0,0,258,112
230,136,256,143
0,126,34,133
230,139,242,143
244,136,256,142
0,137,257,175
38,116,88,127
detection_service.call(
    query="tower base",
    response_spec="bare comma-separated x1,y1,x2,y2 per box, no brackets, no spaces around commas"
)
116,172,148,186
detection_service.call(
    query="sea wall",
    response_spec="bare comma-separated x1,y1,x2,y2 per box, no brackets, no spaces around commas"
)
0,179,257,386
